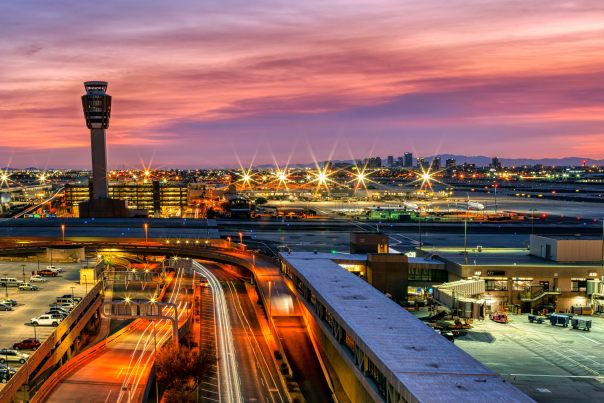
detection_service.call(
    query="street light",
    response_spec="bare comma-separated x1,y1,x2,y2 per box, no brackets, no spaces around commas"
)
61,225,65,242
239,232,243,250
144,223,148,243
529,209,538,234
227,237,231,248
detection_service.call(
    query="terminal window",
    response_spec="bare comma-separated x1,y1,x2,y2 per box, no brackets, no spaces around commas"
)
408,268,447,282
485,278,508,291
571,279,587,292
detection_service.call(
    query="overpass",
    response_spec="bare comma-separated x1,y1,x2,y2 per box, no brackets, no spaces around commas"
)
0,240,334,403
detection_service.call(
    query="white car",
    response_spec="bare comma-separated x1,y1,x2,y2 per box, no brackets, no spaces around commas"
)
29,275,48,283
59,302,76,311
31,314,63,327
0,350,29,364
46,266,63,273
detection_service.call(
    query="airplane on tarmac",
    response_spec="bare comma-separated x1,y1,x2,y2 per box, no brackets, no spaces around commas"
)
467,193,485,210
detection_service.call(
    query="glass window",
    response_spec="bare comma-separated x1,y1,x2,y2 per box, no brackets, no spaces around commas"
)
571,280,587,292
485,278,508,291
512,278,533,291
344,331,354,353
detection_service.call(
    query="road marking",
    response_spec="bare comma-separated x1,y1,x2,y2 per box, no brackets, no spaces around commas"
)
579,335,602,345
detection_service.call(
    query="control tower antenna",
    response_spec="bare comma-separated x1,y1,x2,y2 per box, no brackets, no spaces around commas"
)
81,81,111,199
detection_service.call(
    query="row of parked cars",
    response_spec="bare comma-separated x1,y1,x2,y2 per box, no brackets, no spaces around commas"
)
0,266,64,311
30,294,82,327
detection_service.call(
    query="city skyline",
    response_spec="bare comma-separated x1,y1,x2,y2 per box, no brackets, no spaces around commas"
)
1,0,604,169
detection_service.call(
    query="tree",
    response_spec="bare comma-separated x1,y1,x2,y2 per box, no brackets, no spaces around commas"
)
156,343,218,400
255,197,268,205
205,207,216,219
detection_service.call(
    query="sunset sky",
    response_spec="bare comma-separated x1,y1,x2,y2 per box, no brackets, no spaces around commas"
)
1,0,603,169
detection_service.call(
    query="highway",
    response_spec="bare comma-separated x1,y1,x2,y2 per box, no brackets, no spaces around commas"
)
192,261,243,403
206,262,288,402
39,268,189,403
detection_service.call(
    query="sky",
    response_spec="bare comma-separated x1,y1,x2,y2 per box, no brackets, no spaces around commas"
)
1,0,603,169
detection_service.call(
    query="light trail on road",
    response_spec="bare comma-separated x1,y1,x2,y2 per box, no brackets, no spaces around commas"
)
193,260,243,403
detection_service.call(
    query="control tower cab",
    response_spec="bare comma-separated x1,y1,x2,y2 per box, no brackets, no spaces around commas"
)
82,81,112,129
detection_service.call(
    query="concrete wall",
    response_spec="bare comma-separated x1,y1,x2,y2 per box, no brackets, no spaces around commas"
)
366,253,408,301
46,246,85,262
530,235,603,262
299,302,376,403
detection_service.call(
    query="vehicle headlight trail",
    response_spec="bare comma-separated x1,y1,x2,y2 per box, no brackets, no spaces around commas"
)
193,260,243,403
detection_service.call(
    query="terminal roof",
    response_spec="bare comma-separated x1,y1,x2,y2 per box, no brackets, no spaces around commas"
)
282,254,533,402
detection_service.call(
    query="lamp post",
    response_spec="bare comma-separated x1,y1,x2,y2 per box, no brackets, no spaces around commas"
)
61,224,65,242
71,286,75,301
144,224,148,243
239,232,243,251
22,264,26,283
84,275,88,295
418,216,422,250
227,237,231,249
529,209,537,234
494,184,498,214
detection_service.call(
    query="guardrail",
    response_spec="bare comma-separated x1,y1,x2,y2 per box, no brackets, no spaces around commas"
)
30,319,140,403
0,281,102,403
519,288,562,302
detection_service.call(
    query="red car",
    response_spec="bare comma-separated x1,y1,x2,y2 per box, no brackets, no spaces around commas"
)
37,270,57,277
13,338,41,351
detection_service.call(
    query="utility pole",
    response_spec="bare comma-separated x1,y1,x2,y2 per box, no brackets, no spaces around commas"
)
268,281,272,323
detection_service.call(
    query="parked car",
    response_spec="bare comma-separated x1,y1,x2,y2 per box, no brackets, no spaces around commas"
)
0,366,16,383
0,298,16,307
0,304,12,311
29,275,48,283
31,314,63,327
59,302,76,311
46,311,68,319
13,339,41,351
46,266,63,273
57,294,82,303
19,283,38,291
0,278,23,287
36,270,58,277
0,350,29,364
48,306,70,315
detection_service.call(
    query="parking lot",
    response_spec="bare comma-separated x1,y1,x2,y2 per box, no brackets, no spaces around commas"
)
0,261,88,386
455,313,604,402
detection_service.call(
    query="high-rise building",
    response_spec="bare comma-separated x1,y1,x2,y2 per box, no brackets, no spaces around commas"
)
431,157,441,170
387,156,394,167
404,152,413,167
364,157,382,169
82,81,111,199
491,157,502,169
417,157,427,169
446,159,456,169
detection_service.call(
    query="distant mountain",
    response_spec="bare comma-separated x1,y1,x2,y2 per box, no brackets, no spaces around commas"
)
427,155,604,167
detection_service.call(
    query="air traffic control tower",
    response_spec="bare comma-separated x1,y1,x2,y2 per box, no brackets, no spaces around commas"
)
82,81,111,199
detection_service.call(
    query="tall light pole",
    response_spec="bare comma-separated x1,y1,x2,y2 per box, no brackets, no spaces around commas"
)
418,216,422,251
227,237,231,249
61,225,65,242
494,184,498,214
84,275,88,295
22,264,26,283
144,224,148,243
239,232,243,250
529,209,537,234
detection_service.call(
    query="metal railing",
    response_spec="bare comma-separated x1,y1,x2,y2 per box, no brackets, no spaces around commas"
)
519,288,562,302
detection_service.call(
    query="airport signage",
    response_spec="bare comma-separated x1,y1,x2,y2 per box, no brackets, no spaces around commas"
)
486,270,505,276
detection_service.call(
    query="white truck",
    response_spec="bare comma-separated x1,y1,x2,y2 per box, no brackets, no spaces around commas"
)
31,314,63,327
0,278,23,287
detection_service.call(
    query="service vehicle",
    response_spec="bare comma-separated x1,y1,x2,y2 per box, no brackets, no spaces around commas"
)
31,314,63,327
0,278,23,287
18,283,38,291
0,350,29,364
0,298,16,307
46,266,63,273
528,315,545,324
0,304,12,311
36,270,58,277
489,313,508,323
549,314,570,327
13,339,41,351
29,275,48,283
